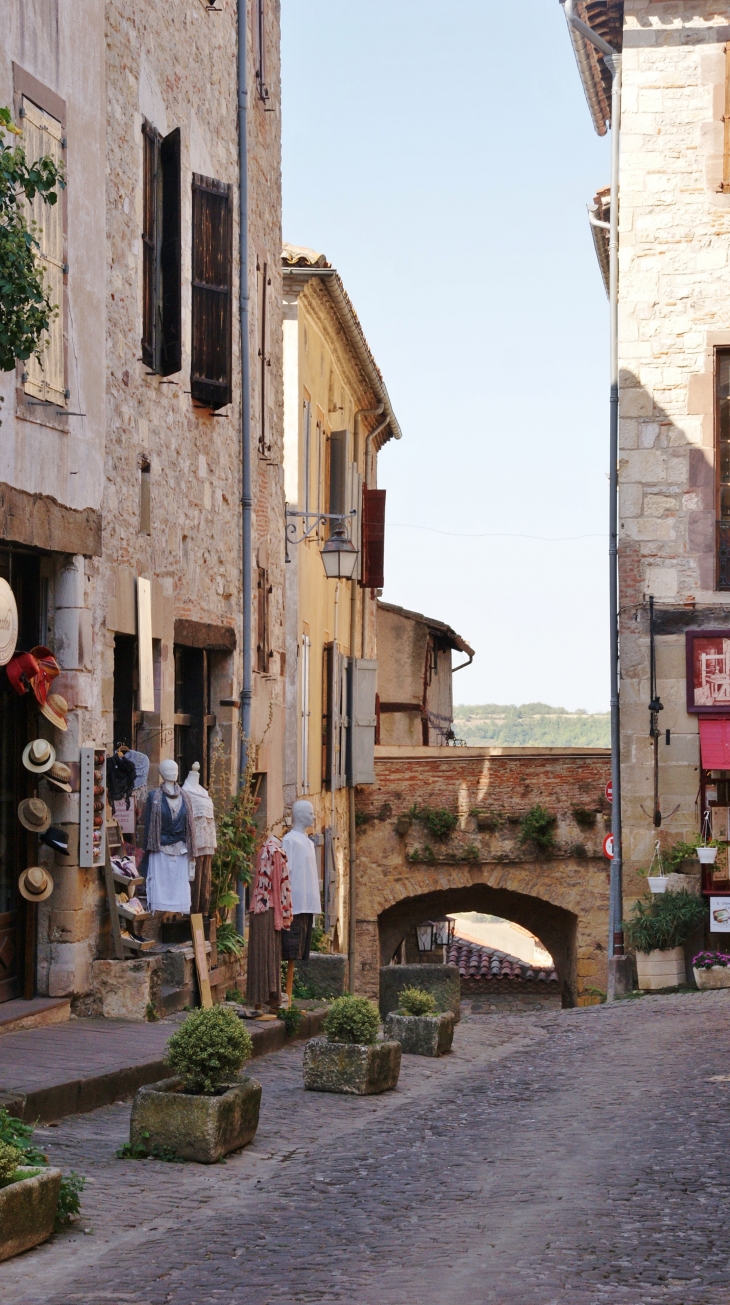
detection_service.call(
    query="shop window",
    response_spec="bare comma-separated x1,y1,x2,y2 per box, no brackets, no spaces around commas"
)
141,122,181,377
191,175,232,411
257,255,271,452
361,487,386,588
113,633,138,749
139,459,151,535
174,645,217,786
22,96,66,407
256,567,270,674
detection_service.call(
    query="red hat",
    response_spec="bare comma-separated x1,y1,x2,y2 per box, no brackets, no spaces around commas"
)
6,651,41,698
29,647,60,707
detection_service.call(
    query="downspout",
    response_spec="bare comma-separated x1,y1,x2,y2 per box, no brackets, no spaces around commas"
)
348,403,384,992
236,0,252,937
563,1,624,967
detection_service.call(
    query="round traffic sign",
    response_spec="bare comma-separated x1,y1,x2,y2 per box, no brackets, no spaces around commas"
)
603,832,614,860
605,781,613,804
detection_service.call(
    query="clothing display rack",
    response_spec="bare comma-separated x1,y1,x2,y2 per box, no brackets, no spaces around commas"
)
102,818,153,960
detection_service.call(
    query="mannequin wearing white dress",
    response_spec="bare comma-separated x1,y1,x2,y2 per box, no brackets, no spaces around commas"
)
281,799,322,1003
144,759,194,914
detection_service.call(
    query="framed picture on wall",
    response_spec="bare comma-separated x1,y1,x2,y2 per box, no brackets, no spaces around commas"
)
686,631,730,714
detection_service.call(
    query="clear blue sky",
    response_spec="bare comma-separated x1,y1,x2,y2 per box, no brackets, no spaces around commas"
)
281,0,611,712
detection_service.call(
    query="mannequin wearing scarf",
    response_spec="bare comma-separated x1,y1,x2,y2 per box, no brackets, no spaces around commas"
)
142,759,198,914
246,835,292,1010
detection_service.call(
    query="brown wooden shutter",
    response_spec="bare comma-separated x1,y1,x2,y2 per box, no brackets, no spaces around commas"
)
257,257,271,452
159,129,181,375
191,174,233,410
361,488,386,588
141,122,158,369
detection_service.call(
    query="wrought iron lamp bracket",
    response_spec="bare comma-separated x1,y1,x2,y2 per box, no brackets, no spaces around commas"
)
285,508,356,561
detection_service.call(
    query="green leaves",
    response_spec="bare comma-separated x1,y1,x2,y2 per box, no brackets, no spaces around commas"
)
519,805,557,854
623,889,706,953
324,996,380,1046
166,1006,253,1095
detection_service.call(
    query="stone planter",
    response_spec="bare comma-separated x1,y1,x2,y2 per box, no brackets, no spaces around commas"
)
130,1076,262,1164
0,1166,62,1263
693,966,730,990
295,952,347,999
636,947,685,991
303,1038,401,1095
379,964,461,1022
383,1010,455,1057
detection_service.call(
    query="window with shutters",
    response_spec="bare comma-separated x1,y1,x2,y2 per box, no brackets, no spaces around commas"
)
141,123,181,376
323,642,349,790
301,633,311,794
347,659,377,786
257,255,271,452
191,174,232,410
327,430,348,538
22,97,65,406
361,487,386,589
254,0,270,104
256,566,270,673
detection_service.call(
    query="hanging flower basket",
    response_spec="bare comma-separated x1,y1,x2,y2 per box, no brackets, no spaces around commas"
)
697,847,718,865
647,875,668,894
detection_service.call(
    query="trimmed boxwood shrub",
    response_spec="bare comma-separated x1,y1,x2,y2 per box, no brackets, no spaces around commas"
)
398,987,437,1016
0,1140,23,1183
323,995,380,1046
166,1006,253,1095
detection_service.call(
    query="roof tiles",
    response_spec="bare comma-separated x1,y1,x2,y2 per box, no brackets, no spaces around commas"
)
448,937,559,986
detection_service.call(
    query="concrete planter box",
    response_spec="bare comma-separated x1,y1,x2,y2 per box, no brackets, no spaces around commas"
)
130,1075,262,1164
379,964,461,1022
383,1010,455,1057
636,947,685,991
303,1037,401,1095
0,1166,62,1263
693,966,730,990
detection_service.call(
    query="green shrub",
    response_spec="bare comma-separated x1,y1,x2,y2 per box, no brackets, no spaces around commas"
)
323,995,380,1045
166,1006,253,1094
0,1141,23,1183
54,1172,86,1229
623,890,706,953
310,918,328,953
216,922,245,956
398,987,437,1017
519,805,557,853
572,807,597,830
663,837,702,873
0,1108,46,1166
277,1004,303,1037
414,806,458,841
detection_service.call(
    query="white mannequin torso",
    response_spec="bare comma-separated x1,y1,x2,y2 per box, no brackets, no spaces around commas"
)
282,827,321,916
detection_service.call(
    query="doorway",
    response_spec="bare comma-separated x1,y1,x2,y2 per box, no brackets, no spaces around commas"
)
0,548,42,1002
174,645,214,787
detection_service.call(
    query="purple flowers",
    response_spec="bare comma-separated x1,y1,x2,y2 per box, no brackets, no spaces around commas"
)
692,951,730,970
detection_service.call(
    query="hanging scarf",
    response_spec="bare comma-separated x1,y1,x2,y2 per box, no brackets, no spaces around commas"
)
250,836,293,931
145,784,198,857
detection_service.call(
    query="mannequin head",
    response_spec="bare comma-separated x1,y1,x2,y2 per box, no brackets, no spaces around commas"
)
291,799,315,833
159,759,178,786
183,761,201,790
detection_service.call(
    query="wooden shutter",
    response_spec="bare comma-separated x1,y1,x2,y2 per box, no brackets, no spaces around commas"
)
323,825,336,932
347,658,377,785
256,566,268,673
141,122,159,369
23,98,65,406
191,174,233,410
328,430,348,525
361,487,386,588
257,256,271,452
159,129,181,375
337,651,349,789
323,642,348,790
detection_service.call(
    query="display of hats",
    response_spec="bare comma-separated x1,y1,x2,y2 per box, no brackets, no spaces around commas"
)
18,866,54,902
40,693,69,731
6,651,41,697
0,578,18,666
17,797,51,833
6,647,60,708
45,762,72,794
40,825,70,856
22,739,56,774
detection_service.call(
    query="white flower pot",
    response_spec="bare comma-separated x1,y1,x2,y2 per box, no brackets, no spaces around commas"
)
697,847,718,865
693,966,730,990
647,876,668,894
636,947,685,991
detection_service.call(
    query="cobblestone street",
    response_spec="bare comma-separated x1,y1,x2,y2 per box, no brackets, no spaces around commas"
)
3,992,730,1304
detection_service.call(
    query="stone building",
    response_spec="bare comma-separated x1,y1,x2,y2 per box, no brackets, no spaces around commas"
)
563,1,730,931
281,244,401,958
376,601,474,746
0,0,286,1010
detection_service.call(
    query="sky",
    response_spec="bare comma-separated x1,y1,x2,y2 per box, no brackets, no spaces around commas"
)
281,0,612,713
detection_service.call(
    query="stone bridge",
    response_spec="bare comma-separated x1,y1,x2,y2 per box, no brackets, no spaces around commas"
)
353,746,612,1006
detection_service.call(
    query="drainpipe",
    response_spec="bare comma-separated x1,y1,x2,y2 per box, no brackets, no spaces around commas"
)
236,0,252,937
563,1,625,974
348,404,384,991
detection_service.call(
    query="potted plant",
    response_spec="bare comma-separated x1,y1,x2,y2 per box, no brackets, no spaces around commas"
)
303,995,401,1095
383,986,455,1057
646,840,667,894
623,890,706,990
0,1139,62,1263
696,811,719,865
129,1007,261,1164
692,951,730,990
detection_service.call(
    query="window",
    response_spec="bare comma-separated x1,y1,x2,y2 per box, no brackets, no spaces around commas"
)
722,45,730,194
323,642,348,790
141,123,181,375
257,255,271,451
139,460,151,535
22,97,65,406
174,645,213,787
254,0,270,103
191,174,232,410
301,633,311,794
327,431,348,531
256,566,270,673
361,487,386,588
303,398,312,520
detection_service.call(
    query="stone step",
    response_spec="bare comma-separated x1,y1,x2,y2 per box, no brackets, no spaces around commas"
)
0,998,71,1038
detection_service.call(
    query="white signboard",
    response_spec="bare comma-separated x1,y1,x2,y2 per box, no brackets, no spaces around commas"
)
0,579,18,665
709,896,730,932
114,800,136,835
137,577,155,712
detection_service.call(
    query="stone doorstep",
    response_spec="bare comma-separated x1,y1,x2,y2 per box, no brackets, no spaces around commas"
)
0,1007,329,1125
0,998,71,1038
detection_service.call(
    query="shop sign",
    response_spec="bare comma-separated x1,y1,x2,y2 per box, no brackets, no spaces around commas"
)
0,578,18,665
603,832,614,860
605,780,612,804
709,897,730,932
114,800,136,834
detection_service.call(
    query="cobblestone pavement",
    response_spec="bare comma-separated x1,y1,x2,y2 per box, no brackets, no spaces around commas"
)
3,991,730,1304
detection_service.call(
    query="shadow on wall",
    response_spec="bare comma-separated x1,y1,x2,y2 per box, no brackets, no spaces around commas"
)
378,884,578,1007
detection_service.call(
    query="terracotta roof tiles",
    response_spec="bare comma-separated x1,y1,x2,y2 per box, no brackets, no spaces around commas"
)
448,937,559,986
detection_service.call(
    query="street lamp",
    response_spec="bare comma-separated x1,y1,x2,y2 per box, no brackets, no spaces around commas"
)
320,526,358,581
415,917,455,954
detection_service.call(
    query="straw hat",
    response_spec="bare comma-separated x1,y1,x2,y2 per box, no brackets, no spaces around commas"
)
22,739,56,774
40,693,69,731
0,578,18,666
18,798,51,833
45,762,72,794
18,866,54,902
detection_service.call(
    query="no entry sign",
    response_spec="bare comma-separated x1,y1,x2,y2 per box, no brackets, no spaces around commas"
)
603,832,614,860
605,781,613,804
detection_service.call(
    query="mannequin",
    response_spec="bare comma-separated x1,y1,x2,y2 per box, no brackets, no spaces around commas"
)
281,800,322,1005
246,833,293,1015
142,759,198,915
183,762,217,914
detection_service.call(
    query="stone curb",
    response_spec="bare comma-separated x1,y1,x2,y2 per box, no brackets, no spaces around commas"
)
0,1007,328,1124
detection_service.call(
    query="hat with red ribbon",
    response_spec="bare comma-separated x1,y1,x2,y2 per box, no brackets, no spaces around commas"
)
6,646,60,707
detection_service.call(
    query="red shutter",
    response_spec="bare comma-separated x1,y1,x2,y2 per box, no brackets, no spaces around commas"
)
361,488,386,589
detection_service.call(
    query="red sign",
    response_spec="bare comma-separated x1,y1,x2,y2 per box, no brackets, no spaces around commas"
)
603,833,614,860
605,781,613,804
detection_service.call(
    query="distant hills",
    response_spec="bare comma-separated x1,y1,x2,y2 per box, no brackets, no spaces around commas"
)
453,702,610,748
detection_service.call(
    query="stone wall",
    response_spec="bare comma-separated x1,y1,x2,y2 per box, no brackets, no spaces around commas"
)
354,747,612,1006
